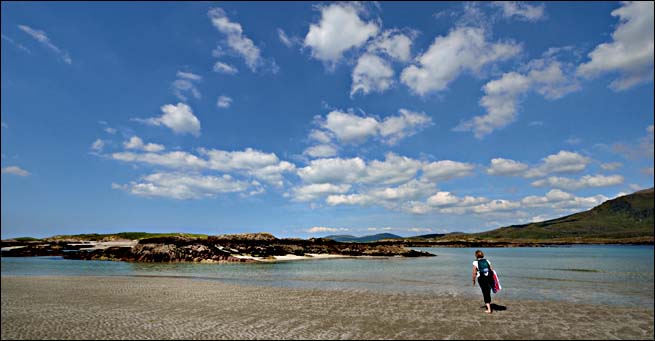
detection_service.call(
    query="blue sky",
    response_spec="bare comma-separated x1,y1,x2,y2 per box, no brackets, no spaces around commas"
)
1,1,653,239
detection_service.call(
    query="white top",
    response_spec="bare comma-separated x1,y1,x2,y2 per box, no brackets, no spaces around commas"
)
472,259,492,278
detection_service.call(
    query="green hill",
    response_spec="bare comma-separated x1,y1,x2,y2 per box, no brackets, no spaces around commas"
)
475,188,654,241
324,233,403,242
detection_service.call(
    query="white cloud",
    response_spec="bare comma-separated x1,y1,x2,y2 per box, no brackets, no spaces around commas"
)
487,157,529,176
213,61,239,75
292,183,351,202
294,153,476,205
521,189,607,210
378,109,432,145
139,103,201,137
123,136,165,153
17,25,71,64
350,53,394,96
277,28,301,47
322,111,379,143
577,1,654,90
455,58,579,138
172,71,202,101
200,148,295,186
176,71,202,81
111,147,295,188
1,166,30,177
426,191,460,207
1,34,31,54
326,180,437,208
303,144,338,158
304,3,379,67
208,8,267,72
112,151,208,169
104,127,117,134
362,153,423,185
308,129,332,144
216,95,233,108
307,226,349,233
600,162,622,171
400,26,521,95
524,150,592,178
530,174,624,191
317,109,432,145
113,172,251,200
422,160,475,181
492,2,545,22
91,139,105,153
297,157,367,184
367,30,413,62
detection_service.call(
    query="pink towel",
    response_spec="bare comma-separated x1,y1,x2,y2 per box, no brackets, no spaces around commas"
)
492,270,502,293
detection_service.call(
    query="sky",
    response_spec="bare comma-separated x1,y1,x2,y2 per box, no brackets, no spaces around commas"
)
1,1,653,239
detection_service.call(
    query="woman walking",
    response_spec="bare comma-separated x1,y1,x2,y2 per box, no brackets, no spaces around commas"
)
472,249,495,314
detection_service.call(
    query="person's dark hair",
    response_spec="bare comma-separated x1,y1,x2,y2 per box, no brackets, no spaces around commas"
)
475,250,484,259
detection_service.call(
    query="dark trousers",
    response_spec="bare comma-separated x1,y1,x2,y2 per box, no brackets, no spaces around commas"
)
478,275,493,304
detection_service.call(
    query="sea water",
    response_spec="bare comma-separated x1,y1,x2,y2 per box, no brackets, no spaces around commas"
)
1,245,652,308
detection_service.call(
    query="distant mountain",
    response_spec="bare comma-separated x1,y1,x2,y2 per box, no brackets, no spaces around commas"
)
475,188,654,240
324,233,403,242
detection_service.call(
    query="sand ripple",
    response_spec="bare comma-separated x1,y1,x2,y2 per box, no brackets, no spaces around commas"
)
1,276,652,339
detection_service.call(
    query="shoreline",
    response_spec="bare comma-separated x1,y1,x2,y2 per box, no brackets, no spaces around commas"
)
2,275,653,340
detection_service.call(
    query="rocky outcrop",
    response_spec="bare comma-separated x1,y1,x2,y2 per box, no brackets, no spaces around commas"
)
2,233,435,262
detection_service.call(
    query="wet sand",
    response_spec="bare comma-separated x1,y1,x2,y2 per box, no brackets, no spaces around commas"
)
1,276,653,340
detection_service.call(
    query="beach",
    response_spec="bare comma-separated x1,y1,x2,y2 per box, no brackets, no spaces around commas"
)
1,276,652,340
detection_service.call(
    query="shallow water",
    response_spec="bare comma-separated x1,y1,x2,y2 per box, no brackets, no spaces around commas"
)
2,245,653,308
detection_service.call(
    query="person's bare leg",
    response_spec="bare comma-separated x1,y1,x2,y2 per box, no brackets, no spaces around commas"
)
485,303,492,314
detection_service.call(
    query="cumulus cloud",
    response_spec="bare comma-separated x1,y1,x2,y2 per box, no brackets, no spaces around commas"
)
455,58,579,138
322,111,379,143
172,71,202,101
524,150,592,178
113,172,253,200
422,160,475,182
314,109,432,145
90,139,105,153
297,157,367,184
291,183,351,202
400,26,521,95
294,154,473,204
577,1,654,90
350,53,394,96
216,95,233,108
208,7,275,72
200,148,295,187
138,103,201,137
492,1,545,22
406,188,608,216
326,180,437,208
213,61,238,75
367,29,414,62
111,147,295,188
304,3,379,67
303,144,338,158
306,226,349,233
123,136,165,153
531,174,624,191
1,166,30,177
600,162,622,171
487,157,529,176
17,24,71,64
